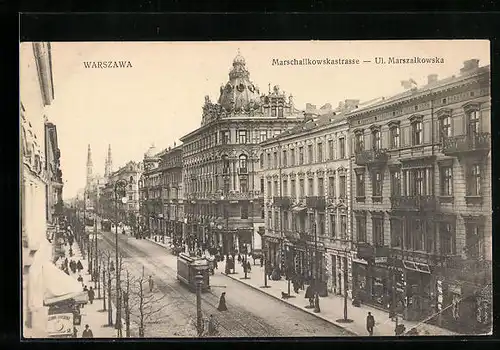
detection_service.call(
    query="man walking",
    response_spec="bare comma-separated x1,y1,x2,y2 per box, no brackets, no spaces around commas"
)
82,324,93,338
88,286,95,304
148,275,154,292
366,312,375,336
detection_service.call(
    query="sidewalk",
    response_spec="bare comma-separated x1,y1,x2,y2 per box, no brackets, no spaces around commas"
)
64,240,129,338
221,260,458,337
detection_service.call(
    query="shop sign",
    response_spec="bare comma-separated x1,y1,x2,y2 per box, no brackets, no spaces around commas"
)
352,257,368,265
403,260,430,274
47,313,74,337
374,257,387,264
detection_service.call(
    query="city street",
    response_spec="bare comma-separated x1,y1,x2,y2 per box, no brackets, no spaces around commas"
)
96,231,351,337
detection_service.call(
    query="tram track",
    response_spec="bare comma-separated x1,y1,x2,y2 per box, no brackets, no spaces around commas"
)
99,233,282,337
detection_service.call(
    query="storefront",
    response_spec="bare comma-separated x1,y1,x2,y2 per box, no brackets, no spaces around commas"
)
237,229,252,253
263,235,281,268
403,260,433,321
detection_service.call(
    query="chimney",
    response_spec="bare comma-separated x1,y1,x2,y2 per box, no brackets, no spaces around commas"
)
427,74,438,84
460,59,480,74
344,99,360,110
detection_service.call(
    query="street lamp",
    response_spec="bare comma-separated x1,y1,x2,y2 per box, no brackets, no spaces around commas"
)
195,272,204,337
114,179,128,337
313,222,320,313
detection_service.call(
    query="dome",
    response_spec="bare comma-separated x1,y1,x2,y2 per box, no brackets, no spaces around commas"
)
217,50,261,112
144,144,159,159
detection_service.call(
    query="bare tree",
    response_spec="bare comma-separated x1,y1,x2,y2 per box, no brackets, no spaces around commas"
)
123,269,131,338
106,252,113,326
128,266,170,337
100,251,107,311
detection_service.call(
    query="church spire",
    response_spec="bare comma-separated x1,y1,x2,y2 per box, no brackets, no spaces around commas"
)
105,144,113,178
86,144,93,188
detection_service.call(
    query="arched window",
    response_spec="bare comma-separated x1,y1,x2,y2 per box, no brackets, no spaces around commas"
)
239,154,248,174
130,176,134,183
222,155,230,174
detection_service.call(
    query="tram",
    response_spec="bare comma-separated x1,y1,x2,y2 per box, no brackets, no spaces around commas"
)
101,219,111,232
176,253,210,292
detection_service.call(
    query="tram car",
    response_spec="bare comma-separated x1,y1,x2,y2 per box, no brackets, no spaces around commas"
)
101,219,111,232
176,253,210,292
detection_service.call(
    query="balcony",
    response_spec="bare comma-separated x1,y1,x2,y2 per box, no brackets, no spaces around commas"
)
306,196,326,210
355,148,389,166
273,196,292,208
442,133,490,157
390,195,437,211
356,242,390,260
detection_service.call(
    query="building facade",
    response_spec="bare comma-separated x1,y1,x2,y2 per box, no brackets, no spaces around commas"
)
139,145,163,236
260,101,359,296
20,42,61,337
180,52,305,256
347,59,491,333
159,145,184,246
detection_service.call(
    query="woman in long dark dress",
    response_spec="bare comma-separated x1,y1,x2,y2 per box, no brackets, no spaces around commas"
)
217,292,228,311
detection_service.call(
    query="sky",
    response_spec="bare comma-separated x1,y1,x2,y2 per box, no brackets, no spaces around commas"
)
44,40,490,200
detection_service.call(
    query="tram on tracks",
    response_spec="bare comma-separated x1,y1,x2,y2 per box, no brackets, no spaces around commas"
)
176,253,210,292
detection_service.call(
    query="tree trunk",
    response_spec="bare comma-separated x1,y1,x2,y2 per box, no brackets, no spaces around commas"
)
107,256,113,326
125,270,131,337
102,268,107,311
139,266,145,338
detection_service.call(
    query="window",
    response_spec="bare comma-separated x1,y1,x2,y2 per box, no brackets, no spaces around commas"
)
241,203,248,219
299,147,304,164
221,130,230,144
413,169,425,196
291,179,296,198
372,171,382,200
267,211,272,228
411,220,425,251
355,133,364,153
439,222,455,255
440,116,451,141
467,164,482,196
299,179,305,197
267,181,272,197
260,178,265,193
390,219,402,248
317,143,323,162
273,152,278,168
308,178,314,196
238,130,247,144
391,171,401,196
318,178,324,195
328,176,335,197
282,179,288,196
372,129,382,150
330,213,336,237
339,175,346,197
271,107,276,118
130,176,134,183
274,180,278,196
283,211,289,230
328,140,334,160
277,106,284,118
282,150,287,167
128,194,133,200
339,138,346,158
274,211,279,230
260,131,267,143
308,213,315,232
373,217,384,247
465,223,484,259
240,178,248,193
468,110,480,135
290,148,296,165
261,209,265,219
267,153,272,169
222,155,230,174
340,215,347,239
412,120,423,145
308,145,313,164
239,154,248,173
390,126,400,148
440,166,453,196
356,215,366,242
260,153,264,168
356,173,365,197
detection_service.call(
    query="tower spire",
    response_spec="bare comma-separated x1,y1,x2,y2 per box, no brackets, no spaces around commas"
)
86,144,93,188
105,144,113,178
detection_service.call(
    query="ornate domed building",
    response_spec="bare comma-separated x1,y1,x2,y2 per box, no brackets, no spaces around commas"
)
181,51,305,256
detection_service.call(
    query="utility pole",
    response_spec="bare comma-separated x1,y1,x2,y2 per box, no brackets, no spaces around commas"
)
313,222,320,313
195,272,204,337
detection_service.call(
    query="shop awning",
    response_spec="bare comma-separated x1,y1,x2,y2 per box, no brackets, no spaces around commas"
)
43,262,88,305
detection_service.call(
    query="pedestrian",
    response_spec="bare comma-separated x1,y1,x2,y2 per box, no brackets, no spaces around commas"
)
366,312,375,336
88,286,95,304
260,257,263,268
217,292,228,312
237,254,241,263
214,259,218,270
246,261,251,272
83,285,88,292
77,260,83,273
81,324,93,338
73,326,78,338
77,274,83,284
148,276,154,292
207,314,217,336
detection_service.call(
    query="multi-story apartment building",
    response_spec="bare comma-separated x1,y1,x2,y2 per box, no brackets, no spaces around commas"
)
180,52,304,255
260,101,360,296
20,42,62,337
159,144,184,246
102,160,143,226
139,145,163,236
347,59,491,333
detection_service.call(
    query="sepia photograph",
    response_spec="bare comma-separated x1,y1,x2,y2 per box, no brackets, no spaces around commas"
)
20,40,491,338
